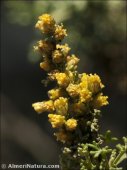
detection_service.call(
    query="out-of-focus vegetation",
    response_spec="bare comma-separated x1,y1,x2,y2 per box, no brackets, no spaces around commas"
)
1,0,126,168
5,0,126,95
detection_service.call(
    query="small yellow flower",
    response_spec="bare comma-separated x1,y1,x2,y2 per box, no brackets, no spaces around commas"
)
52,44,70,64
32,100,54,113
55,73,70,87
35,40,54,56
48,114,65,128
66,55,79,71
65,118,77,131
54,24,67,41
79,89,92,103
52,50,63,63
47,69,60,81
92,93,109,109
56,44,70,56
35,14,55,33
54,131,69,143
66,83,79,97
48,88,64,100
80,73,89,89
40,58,53,72
67,71,76,83
88,74,104,94
54,97,68,115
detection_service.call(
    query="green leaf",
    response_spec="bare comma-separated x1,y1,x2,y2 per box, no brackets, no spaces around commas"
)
115,153,127,166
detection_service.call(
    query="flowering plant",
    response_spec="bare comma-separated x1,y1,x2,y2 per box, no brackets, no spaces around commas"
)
32,14,127,170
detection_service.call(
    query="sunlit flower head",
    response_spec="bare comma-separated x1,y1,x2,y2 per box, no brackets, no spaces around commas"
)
56,44,71,56
92,93,108,109
66,83,79,97
65,118,77,131
55,73,70,87
48,88,64,100
34,40,54,56
54,97,68,115
66,55,79,71
35,14,55,33
88,74,104,94
32,100,54,114
54,24,67,41
52,50,63,63
48,114,65,128
40,58,53,72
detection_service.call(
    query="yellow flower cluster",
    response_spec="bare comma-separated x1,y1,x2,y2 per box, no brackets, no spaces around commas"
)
48,88,63,100
56,44,70,56
92,93,109,109
48,114,65,128
66,73,106,106
79,89,92,103
55,73,70,87
34,40,54,56
66,83,79,97
35,13,67,41
66,55,79,71
88,74,104,93
33,14,109,144
35,14,55,33
32,100,54,114
48,113,77,132
80,73,104,93
40,57,53,72
54,24,67,41
65,118,77,131
52,44,70,63
54,97,68,115
52,50,63,63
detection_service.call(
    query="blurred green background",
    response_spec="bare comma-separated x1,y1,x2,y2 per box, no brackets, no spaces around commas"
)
1,0,126,168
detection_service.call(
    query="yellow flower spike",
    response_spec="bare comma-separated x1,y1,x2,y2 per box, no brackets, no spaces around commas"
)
32,14,127,170
33,14,110,146
65,118,77,131
32,100,54,114
55,73,70,87
54,131,69,143
92,93,109,109
35,14,55,33
88,74,104,94
66,83,79,97
48,114,65,128
48,88,64,100
54,24,67,41
54,97,68,115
